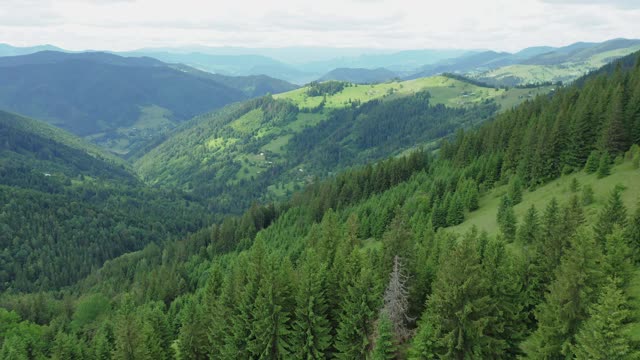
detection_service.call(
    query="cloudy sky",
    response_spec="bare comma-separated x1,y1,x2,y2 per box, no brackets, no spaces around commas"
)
1,0,639,52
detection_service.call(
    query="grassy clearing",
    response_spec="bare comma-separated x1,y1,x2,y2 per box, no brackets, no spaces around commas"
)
451,161,640,236
229,108,263,134
274,75,553,113
262,134,293,155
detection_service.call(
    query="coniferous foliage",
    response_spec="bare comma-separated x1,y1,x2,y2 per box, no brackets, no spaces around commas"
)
1,51,640,360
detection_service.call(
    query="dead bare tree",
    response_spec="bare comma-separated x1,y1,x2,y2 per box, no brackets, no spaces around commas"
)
380,255,412,341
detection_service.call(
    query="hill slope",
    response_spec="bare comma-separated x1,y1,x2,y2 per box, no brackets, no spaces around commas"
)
475,38,640,86
318,67,398,84
135,75,553,215
0,51,296,154
0,110,211,292
1,51,637,359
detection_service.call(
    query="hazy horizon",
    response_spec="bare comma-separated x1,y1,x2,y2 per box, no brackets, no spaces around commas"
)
2,0,639,53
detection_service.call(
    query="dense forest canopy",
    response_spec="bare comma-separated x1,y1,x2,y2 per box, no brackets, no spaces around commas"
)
0,49,639,360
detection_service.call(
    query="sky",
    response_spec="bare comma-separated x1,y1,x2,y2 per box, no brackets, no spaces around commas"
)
1,0,639,52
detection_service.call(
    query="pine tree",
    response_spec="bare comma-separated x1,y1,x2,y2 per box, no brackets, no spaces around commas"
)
292,252,332,359
112,295,144,360
601,85,630,155
603,227,634,285
334,269,377,360
225,239,269,358
248,264,293,359
177,298,208,360
419,234,494,358
508,175,524,204
561,195,585,238
523,229,605,359
140,302,173,360
584,151,600,173
481,238,528,358
569,177,580,192
409,318,437,360
51,331,83,360
497,195,517,242
372,312,396,360
381,211,413,274
93,321,115,360
517,205,540,245
596,151,611,178
581,184,594,205
594,186,628,245
627,201,640,262
572,281,639,360
466,184,480,211
446,194,465,226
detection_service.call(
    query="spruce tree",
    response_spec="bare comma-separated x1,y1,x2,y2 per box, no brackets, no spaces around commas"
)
248,265,293,359
596,151,611,178
419,234,494,358
93,321,115,360
601,85,630,155
569,177,580,192
584,151,600,173
112,295,144,360
561,195,585,238
409,318,437,360
497,195,517,242
51,331,83,360
508,175,524,204
572,282,639,360
603,227,634,285
446,194,465,226
372,312,396,360
517,205,540,245
523,229,605,359
594,186,628,245
581,184,594,205
466,183,480,211
627,201,640,262
334,270,377,360
292,252,332,359
177,298,208,360
481,238,528,358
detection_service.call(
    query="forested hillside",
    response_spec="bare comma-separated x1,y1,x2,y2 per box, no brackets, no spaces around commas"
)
0,48,638,360
0,111,211,292
136,75,550,216
0,51,296,155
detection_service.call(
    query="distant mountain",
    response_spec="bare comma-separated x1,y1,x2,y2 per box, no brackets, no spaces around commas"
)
407,51,515,79
476,38,640,86
125,48,474,83
318,67,398,83
523,38,640,65
0,51,296,154
170,64,298,97
512,46,556,59
0,43,66,57
299,49,473,74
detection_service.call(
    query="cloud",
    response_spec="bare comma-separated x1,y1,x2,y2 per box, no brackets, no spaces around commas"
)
540,0,640,9
0,0,639,52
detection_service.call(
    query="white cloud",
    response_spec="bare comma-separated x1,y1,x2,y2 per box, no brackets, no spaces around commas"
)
0,0,638,52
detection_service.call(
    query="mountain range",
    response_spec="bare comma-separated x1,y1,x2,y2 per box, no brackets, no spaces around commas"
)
0,42,638,359
0,51,296,155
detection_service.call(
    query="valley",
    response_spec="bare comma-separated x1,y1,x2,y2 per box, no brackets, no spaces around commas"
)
0,10,639,357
